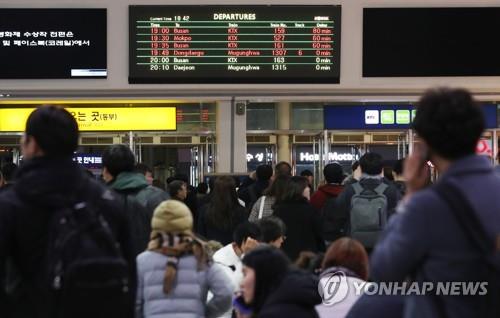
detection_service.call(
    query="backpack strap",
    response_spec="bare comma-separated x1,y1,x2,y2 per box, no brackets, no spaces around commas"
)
352,182,364,195
248,184,258,204
374,183,388,195
258,196,266,220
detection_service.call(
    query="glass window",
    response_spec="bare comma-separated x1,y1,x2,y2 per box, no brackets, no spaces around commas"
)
291,103,324,130
246,103,277,130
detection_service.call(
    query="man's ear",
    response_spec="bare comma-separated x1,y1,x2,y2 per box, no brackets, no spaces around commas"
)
102,166,114,183
21,134,44,159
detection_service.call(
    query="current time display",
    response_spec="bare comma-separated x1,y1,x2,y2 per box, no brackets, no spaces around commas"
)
129,5,341,84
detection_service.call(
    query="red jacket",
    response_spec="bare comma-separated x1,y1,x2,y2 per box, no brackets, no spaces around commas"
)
310,184,344,212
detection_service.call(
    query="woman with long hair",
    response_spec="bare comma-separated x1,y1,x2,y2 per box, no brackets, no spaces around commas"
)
273,176,325,261
235,246,321,318
197,176,247,245
248,175,290,222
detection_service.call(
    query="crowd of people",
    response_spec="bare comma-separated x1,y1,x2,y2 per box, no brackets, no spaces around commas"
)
0,86,499,318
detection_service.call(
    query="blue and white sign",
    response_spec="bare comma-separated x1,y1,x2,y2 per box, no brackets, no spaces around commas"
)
324,105,414,130
73,153,102,169
324,104,497,130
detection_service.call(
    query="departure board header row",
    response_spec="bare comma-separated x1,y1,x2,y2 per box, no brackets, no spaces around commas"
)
129,6,341,84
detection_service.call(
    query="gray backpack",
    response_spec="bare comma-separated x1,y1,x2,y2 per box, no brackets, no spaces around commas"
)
349,182,388,248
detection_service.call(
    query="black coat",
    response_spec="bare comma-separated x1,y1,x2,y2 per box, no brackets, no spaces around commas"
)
273,199,325,261
238,179,270,211
0,157,136,318
259,270,322,318
196,203,247,245
346,294,405,318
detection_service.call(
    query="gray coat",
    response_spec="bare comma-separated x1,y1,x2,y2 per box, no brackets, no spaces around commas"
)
136,251,233,318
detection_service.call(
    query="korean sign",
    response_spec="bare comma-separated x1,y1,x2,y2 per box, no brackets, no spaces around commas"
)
0,107,177,132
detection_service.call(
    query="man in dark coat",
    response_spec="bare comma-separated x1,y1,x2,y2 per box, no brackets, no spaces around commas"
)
238,164,273,211
371,88,500,318
0,106,136,318
102,144,169,255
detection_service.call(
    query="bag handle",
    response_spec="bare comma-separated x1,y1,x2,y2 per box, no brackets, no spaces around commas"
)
258,196,266,220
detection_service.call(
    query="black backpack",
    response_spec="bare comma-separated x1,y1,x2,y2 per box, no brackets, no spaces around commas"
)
121,189,154,256
47,181,132,317
321,194,348,243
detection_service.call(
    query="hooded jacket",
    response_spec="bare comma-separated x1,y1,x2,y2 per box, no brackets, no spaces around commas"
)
259,270,322,318
0,156,136,318
108,172,169,255
310,184,344,212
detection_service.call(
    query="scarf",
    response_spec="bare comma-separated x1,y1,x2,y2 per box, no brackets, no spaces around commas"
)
147,231,211,294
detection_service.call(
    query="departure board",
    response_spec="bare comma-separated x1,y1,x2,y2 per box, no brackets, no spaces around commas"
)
129,5,341,84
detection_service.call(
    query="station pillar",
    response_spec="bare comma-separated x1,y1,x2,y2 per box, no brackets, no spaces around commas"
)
216,100,247,173
277,102,291,164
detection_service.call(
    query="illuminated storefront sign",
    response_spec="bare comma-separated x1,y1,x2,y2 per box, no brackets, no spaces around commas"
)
0,107,177,132
299,152,359,163
247,153,265,162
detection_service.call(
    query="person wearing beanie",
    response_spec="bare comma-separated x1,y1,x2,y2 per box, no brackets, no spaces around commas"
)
136,200,233,318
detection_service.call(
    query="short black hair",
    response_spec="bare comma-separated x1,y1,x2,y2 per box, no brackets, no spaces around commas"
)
413,88,485,160
25,105,78,157
173,173,189,184
135,163,152,175
393,159,405,176
275,161,292,177
258,217,286,243
168,180,186,198
323,163,344,184
352,161,360,171
233,222,262,248
1,163,18,182
197,182,208,194
166,177,175,185
300,169,313,177
242,247,290,314
256,164,273,181
359,152,383,175
102,144,136,177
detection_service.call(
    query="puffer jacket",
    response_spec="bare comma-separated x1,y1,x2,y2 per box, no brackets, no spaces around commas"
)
136,251,233,318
